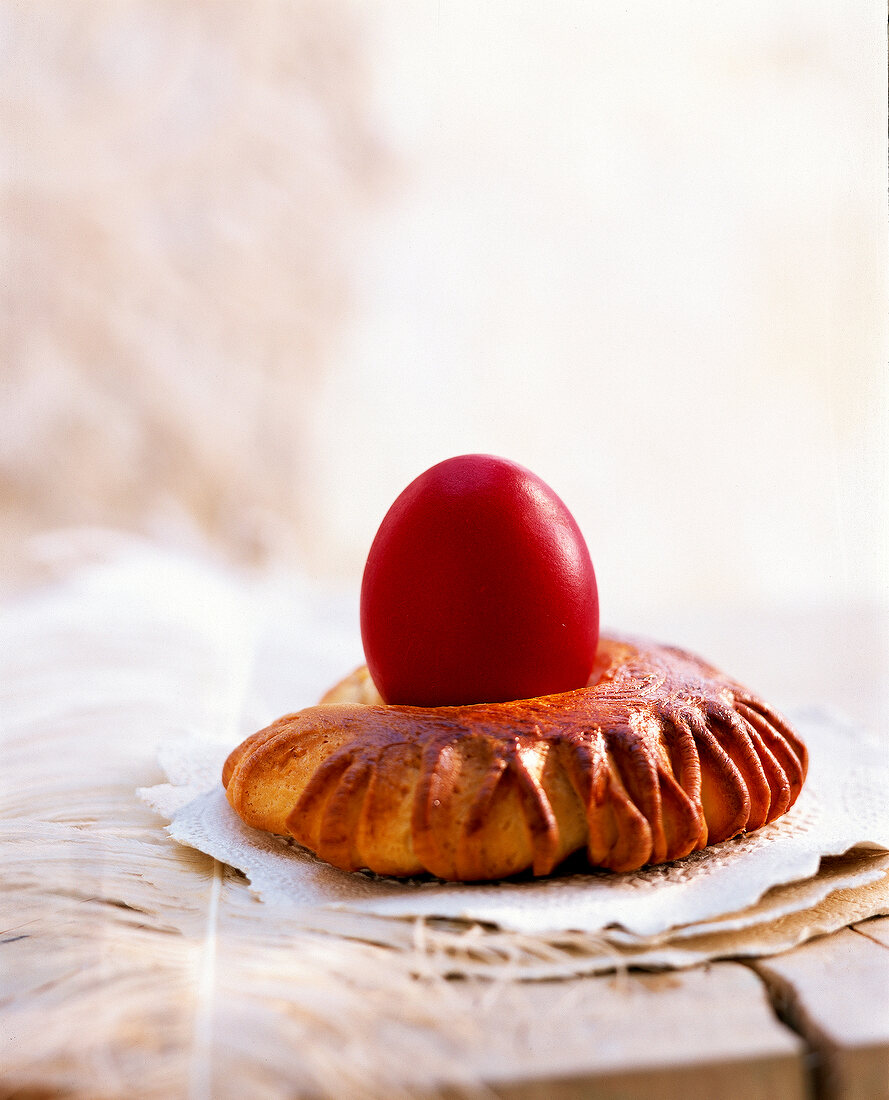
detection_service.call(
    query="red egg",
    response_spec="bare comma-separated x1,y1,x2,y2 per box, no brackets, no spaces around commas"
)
360,454,599,706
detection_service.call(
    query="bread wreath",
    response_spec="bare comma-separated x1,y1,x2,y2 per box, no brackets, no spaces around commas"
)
223,635,807,881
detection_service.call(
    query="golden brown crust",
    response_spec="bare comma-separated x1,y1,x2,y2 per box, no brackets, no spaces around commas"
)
222,635,808,881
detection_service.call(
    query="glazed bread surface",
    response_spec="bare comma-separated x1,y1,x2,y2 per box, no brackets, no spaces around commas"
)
222,636,808,881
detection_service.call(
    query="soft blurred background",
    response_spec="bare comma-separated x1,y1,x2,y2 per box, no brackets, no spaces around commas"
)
2,1,887,722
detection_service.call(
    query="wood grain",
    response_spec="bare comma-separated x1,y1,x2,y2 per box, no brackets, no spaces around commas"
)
439,964,807,1100
751,926,889,1100
853,914,889,950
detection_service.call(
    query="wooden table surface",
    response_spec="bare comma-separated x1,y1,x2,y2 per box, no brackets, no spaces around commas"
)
2,589,887,1099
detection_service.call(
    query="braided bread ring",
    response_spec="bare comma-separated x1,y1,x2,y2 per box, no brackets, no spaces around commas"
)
223,635,807,881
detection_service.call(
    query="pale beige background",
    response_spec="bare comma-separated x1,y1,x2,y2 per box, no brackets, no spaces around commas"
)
2,1,887,716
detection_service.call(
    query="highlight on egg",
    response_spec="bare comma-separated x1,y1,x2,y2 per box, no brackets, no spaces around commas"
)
360,454,599,707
